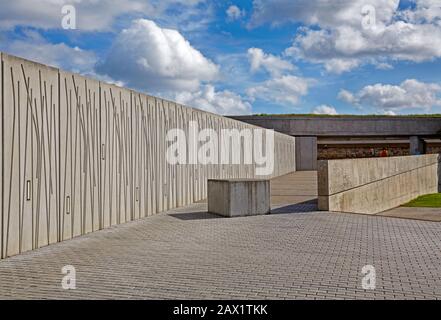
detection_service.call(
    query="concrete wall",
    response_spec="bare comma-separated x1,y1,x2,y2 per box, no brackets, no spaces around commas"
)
295,137,317,170
0,52,296,259
439,160,441,192
318,154,439,214
208,180,270,217
230,115,441,137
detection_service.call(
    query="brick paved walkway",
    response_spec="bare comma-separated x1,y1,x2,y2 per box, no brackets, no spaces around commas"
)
0,172,440,299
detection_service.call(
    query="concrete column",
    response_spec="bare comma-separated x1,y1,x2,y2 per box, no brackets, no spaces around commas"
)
295,137,317,171
409,136,425,155
438,154,441,192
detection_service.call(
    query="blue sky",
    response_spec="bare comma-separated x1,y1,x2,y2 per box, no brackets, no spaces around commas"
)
1,0,441,115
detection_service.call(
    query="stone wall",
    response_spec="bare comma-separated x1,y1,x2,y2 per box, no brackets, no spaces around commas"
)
318,142,441,160
427,144,441,155
318,154,439,214
0,52,296,259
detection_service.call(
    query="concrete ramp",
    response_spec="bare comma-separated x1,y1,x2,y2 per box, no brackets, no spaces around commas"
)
270,171,317,206
318,154,440,214
270,171,318,214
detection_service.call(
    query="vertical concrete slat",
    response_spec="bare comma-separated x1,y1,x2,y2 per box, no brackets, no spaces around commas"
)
99,82,108,228
59,71,100,238
4,55,25,255
134,92,140,220
59,71,72,240
144,95,151,216
132,92,141,220
100,83,116,226
2,54,59,256
0,52,3,259
147,95,156,215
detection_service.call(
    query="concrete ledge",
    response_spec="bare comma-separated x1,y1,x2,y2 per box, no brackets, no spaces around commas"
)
208,179,270,217
318,154,440,214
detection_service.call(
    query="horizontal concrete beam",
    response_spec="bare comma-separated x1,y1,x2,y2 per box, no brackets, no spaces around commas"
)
230,116,441,137
318,154,440,214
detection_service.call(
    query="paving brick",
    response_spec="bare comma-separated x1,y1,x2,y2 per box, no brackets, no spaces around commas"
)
0,172,440,300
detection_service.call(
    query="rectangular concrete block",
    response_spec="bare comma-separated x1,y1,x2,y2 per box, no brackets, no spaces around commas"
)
208,179,270,217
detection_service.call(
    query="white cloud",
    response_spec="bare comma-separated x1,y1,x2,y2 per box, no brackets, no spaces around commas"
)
175,85,251,115
0,0,147,31
251,0,441,73
0,30,97,74
0,0,207,31
338,79,441,113
96,19,251,115
249,0,399,29
400,0,441,25
338,89,357,105
288,20,441,73
374,62,394,70
323,58,361,75
247,48,295,76
154,1,214,32
312,105,338,115
247,75,311,106
96,19,219,93
226,5,245,21
245,48,309,108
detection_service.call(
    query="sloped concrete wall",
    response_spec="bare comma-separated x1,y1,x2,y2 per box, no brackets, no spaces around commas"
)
0,52,296,259
318,154,439,214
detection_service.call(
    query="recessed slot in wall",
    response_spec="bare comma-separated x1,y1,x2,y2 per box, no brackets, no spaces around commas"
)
26,180,32,201
101,144,105,160
66,196,71,215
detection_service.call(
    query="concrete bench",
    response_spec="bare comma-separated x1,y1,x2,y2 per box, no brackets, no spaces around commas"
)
208,179,271,217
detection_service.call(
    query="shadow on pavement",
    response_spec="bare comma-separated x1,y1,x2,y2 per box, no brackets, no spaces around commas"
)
169,211,223,221
271,199,318,214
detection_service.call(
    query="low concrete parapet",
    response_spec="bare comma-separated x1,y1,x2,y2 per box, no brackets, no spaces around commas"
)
208,179,270,217
318,154,440,214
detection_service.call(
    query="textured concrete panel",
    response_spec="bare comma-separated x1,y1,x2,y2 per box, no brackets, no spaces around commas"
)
295,137,317,171
59,70,101,240
99,82,133,227
318,154,440,214
0,52,296,259
2,53,59,258
208,179,270,217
